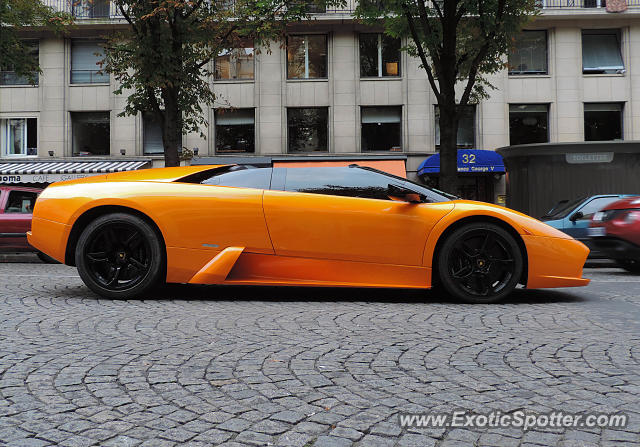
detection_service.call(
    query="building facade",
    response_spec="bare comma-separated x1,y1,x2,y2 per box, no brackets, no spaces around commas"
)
1,0,639,201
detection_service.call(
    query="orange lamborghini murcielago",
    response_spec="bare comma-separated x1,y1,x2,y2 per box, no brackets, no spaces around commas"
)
28,164,590,303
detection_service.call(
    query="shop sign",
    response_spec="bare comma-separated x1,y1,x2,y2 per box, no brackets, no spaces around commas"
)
0,172,103,184
565,152,614,164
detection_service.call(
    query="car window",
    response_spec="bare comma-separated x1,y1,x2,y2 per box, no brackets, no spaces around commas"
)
200,166,272,190
578,197,621,220
542,197,586,219
283,167,400,201
5,191,37,214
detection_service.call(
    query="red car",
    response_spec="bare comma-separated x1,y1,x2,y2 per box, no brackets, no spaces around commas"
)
0,185,55,262
589,196,640,273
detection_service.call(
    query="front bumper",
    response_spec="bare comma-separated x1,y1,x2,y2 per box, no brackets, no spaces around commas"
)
589,236,640,261
523,235,590,289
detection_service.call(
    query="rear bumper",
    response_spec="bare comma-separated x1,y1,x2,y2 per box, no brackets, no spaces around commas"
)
26,217,70,264
589,236,640,261
523,235,590,289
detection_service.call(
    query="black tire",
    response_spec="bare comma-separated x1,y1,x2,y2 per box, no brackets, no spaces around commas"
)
617,259,640,274
37,251,59,264
437,222,523,304
75,213,164,299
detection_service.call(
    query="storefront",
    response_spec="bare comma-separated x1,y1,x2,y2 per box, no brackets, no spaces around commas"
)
0,160,152,187
497,141,640,218
417,149,506,203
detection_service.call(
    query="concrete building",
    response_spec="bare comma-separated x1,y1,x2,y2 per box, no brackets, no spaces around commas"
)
1,0,638,201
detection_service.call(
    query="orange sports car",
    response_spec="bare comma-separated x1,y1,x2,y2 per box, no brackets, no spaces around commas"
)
27,164,590,303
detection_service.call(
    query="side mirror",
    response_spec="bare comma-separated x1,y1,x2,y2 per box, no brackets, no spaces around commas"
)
388,184,422,203
569,211,584,222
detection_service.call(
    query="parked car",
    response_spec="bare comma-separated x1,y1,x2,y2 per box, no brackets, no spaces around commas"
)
28,164,590,303
541,194,635,257
589,196,640,273
0,185,56,263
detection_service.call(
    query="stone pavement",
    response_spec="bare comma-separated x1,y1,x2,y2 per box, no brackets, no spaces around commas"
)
0,262,639,446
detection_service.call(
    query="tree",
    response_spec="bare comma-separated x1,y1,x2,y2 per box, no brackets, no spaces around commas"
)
103,0,338,167
0,0,71,85
357,0,537,194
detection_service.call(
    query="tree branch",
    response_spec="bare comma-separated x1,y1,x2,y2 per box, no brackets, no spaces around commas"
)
402,4,441,101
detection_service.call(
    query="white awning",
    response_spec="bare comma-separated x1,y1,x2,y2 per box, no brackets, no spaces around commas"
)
0,160,151,184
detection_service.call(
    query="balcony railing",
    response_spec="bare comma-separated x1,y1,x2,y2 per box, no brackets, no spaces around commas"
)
42,0,640,20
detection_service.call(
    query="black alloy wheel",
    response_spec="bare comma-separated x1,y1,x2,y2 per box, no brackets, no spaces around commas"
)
437,222,523,303
75,213,164,299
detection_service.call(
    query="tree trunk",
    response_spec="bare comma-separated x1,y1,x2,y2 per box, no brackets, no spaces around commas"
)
161,87,181,167
438,102,459,195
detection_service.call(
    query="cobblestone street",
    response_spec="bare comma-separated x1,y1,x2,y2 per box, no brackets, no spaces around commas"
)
1,261,639,447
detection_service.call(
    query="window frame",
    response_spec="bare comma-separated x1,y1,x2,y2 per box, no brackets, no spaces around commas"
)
581,29,625,75
214,108,256,154
359,33,401,79
71,111,111,156
583,102,624,141
360,106,403,152
70,39,109,85
0,40,40,86
508,103,550,146
286,107,329,153
434,105,476,150
1,117,38,157
508,30,548,76
286,34,328,80
214,41,255,81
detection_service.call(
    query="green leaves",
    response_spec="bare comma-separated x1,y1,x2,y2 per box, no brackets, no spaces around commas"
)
102,0,344,165
0,0,73,84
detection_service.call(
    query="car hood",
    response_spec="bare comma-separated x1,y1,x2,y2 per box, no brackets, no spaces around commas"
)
450,200,573,239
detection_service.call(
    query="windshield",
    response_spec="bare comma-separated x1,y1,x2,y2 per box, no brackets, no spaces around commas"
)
353,165,458,202
542,197,586,220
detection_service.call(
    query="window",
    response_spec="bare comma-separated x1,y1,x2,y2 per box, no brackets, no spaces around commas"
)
435,105,475,149
508,31,547,75
584,103,623,141
5,191,37,214
215,41,254,80
71,39,108,84
287,35,327,79
1,118,37,156
72,112,110,156
577,197,621,220
215,109,255,153
72,0,110,17
361,106,402,152
287,108,328,152
583,0,606,8
0,41,39,86
509,104,549,145
582,29,624,74
200,166,272,189
143,113,163,155
359,34,401,78
283,166,396,200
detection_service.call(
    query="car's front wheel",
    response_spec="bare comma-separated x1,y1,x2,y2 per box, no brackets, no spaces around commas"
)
75,213,164,299
437,222,523,303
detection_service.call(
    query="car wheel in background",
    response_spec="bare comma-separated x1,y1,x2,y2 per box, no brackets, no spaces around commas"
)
75,213,164,299
437,222,523,304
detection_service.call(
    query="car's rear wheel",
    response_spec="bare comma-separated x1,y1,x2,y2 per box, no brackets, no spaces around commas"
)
75,213,164,299
437,222,523,303
617,259,640,274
